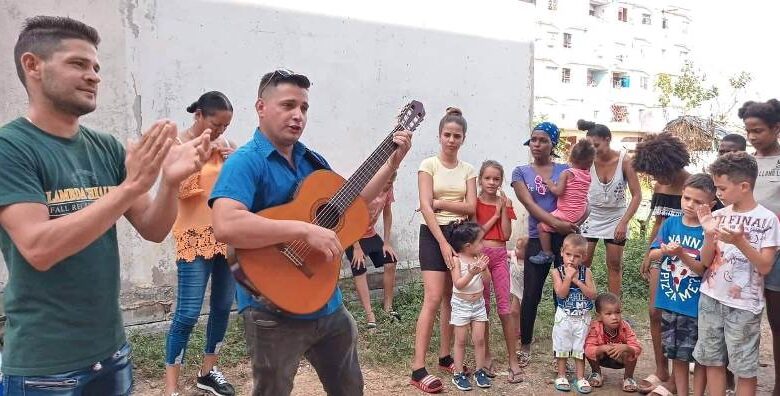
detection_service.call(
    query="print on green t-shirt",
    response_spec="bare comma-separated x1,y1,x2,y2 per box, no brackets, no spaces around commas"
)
0,118,127,376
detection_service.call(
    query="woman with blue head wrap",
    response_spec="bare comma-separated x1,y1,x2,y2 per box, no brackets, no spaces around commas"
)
509,121,583,367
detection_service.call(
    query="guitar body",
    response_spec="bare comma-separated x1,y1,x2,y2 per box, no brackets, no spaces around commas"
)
236,170,370,314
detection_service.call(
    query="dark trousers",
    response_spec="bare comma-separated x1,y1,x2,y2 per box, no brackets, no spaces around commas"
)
243,306,363,396
520,235,564,345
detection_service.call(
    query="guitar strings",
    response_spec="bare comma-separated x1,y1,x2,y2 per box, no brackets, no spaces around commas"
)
284,109,422,262
285,128,401,259
283,108,417,258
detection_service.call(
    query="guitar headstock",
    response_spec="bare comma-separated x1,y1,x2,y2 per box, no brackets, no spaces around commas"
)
396,100,426,132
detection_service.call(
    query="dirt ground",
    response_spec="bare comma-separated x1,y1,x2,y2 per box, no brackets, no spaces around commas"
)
133,315,775,396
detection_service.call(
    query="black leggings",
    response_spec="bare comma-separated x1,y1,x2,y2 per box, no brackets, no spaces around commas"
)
520,235,563,346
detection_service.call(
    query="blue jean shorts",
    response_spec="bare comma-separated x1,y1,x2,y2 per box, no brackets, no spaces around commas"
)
692,294,761,378
3,342,133,395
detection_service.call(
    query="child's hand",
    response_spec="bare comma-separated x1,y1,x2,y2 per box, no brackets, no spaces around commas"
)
661,242,682,256
564,265,577,280
496,191,507,213
697,204,717,235
515,237,528,262
717,223,748,246
606,344,623,359
475,254,490,271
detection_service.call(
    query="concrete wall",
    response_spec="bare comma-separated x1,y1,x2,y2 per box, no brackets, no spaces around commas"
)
0,0,535,325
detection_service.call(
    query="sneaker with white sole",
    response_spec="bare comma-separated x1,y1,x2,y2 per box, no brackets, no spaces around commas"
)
196,367,236,396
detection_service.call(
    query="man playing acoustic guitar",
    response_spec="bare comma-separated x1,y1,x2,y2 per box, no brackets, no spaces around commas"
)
210,69,412,395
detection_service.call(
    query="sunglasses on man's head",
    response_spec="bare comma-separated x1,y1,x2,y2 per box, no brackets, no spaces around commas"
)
258,69,309,96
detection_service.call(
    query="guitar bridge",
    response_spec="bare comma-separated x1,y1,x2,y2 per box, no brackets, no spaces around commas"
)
279,244,314,278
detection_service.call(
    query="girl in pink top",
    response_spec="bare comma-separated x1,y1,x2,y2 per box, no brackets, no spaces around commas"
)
530,139,595,265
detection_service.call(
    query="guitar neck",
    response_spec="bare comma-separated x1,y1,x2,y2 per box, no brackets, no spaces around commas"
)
331,127,401,212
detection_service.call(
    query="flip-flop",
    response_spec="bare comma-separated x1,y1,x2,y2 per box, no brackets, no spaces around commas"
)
410,374,443,394
638,374,663,394
389,310,401,320
554,377,571,392
366,322,377,329
483,361,497,378
573,378,593,394
623,377,639,393
648,384,674,396
507,367,524,384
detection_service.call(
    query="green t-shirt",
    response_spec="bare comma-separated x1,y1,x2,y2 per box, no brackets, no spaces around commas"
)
0,118,127,375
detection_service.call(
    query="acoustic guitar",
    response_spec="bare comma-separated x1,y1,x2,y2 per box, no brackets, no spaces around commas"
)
235,101,426,314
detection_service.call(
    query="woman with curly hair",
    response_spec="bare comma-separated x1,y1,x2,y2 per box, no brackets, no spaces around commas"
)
631,131,690,393
739,99,780,396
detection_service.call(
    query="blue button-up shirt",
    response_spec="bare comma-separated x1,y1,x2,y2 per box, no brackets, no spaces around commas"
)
209,129,343,319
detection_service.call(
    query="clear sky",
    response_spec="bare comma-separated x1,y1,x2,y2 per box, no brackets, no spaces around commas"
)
688,0,779,109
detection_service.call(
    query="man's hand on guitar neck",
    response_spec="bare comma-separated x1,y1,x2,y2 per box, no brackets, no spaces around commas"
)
387,129,412,170
361,130,413,203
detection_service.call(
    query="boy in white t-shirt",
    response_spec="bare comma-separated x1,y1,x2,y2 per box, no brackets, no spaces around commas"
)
695,152,780,396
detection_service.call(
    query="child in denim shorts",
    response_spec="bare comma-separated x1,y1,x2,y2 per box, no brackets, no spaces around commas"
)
696,153,780,395
448,222,492,391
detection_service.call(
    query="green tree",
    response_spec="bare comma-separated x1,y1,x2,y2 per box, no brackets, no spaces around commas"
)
655,61,752,126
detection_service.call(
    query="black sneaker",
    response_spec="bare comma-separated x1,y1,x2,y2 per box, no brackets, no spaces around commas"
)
196,367,235,396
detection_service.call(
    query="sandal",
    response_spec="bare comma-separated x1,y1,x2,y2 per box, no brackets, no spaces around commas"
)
410,374,443,394
587,372,603,388
507,367,524,384
623,377,639,393
517,350,531,368
483,361,497,378
638,374,663,394
573,378,593,394
388,310,401,320
366,322,377,329
554,377,571,392
648,384,674,396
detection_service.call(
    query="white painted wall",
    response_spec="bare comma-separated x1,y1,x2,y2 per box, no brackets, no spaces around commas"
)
0,0,535,324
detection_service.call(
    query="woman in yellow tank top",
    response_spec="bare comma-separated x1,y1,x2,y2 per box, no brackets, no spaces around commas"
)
164,92,237,396
410,107,478,393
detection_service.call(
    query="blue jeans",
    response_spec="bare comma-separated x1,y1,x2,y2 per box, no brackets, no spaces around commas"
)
164,254,236,365
3,342,132,395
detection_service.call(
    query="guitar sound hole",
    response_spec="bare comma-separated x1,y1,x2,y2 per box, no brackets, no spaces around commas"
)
314,202,342,229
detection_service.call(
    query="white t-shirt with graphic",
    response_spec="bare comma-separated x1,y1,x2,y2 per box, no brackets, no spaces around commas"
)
701,204,780,314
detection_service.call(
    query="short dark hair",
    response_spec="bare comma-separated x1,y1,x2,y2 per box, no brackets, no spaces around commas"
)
720,133,747,151
14,16,100,87
632,132,690,178
578,119,611,140
595,292,621,313
684,173,716,199
738,99,780,127
569,139,595,167
450,221,482,253
186,91,233,116
439,107,467,135
258,69,311,98
709,151,758,187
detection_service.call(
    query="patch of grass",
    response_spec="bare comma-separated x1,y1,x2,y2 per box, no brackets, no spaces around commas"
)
131,226,653,377
129,316,248,378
